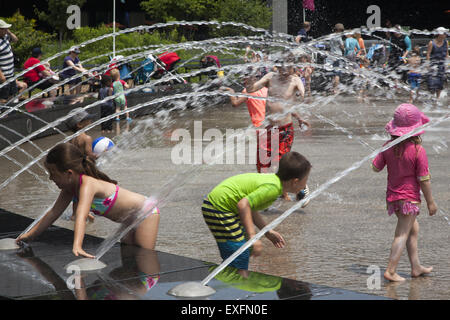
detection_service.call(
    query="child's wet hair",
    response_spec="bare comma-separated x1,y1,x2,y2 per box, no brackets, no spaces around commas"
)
276,152,311,181
101,74,112,86
45,143,117,184
390,135,422,158
110,68,120,80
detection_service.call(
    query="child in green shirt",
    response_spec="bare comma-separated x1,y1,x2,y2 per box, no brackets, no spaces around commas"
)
202,151,311,271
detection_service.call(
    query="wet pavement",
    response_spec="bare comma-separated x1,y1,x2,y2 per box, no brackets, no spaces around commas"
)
0,93,449,300
0,208,387,300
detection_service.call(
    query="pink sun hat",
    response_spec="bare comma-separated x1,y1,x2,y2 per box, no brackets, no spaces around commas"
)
385,103,430,137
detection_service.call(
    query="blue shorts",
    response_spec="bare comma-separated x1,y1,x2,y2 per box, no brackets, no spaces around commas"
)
408,73,421,90
217,239,250,270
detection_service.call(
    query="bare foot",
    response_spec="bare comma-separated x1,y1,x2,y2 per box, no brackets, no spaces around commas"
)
282,193,292,201
384,271,406,282
411,266,433,278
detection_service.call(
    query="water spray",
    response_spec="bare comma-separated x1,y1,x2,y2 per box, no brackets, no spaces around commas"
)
168,112,450,297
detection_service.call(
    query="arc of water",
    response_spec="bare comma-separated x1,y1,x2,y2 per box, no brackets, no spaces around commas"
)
5,50,446,238
0,152,48,187
1,85,275,191
0,36,294,120
16,201,58,240
0,134,51,185
0,124,46,154
200,112,450,286
1,46,432,167
94,90,340,260
314,101,450,226
0,57,301,162
3,73,322,191
0,20,274,93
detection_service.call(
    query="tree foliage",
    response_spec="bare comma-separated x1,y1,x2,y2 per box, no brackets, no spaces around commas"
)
140,0,272,30
141,0,218,22
34,0,87,47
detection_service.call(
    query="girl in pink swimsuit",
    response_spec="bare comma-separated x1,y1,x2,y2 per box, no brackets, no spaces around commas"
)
372,103,437,282
16,142,160,258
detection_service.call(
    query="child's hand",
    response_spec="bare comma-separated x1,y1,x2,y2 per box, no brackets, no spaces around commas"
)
16,232,33,245
265,230,286,249
251,239,263,257
427,201,437,216
73,246,95,259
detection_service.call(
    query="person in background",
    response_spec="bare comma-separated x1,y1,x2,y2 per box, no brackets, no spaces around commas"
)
407,52,422,103
354,31,366,57
297,54,314,98
66,107,98,160
426,27,448,100
0,19,21,103
387,25,411,73
23,47,57,97
295,22,312,44
60,47,88,95
98,75,114,133
110,68,131,121
327,23,345,94
344,32,360,63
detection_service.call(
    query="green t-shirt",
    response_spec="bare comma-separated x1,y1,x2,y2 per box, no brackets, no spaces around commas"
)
207,173,283,214
208,265,282,293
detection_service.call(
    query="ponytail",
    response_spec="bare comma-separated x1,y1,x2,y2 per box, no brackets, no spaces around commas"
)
81,154,118,184
390,135,422,158
46,143,118,185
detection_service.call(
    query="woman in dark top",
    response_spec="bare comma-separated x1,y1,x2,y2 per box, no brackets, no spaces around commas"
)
426,27,448,99
60,47,88,95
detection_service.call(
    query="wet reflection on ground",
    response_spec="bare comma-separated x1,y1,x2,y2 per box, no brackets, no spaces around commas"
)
0,209,387,300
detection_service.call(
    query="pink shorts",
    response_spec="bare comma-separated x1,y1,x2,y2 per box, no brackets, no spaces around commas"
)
387,200,420,216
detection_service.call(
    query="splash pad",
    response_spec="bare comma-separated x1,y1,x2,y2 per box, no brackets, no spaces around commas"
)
64,258,107,272
0,238,20,250
0,21,448,300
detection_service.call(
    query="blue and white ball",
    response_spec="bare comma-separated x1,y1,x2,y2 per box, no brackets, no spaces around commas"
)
92,137,114,155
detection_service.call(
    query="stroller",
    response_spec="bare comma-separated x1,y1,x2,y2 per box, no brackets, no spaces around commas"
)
199,55,222,79
134,57,156,84
153,52,182,79
135,51,186,85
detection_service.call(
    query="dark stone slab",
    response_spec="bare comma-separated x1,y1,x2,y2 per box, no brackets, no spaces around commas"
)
0,208,390,300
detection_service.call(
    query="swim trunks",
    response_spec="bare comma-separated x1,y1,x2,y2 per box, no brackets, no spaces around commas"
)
256,123,294,172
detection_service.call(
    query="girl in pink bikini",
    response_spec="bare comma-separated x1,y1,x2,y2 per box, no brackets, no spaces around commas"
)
16,143,160,258
372,103,437,282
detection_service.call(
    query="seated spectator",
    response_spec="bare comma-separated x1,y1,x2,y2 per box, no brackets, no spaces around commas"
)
60,47,88,95
23,47,57,97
